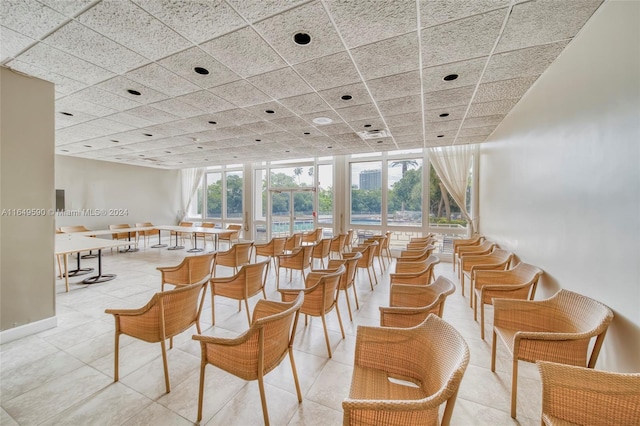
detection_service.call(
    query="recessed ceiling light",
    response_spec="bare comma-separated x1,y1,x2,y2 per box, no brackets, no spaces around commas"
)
341,95,352,101
115,157,121,160
439,113,450,117
233,156,238,158
61,149,69,152
285,150,290,153
293,32,311,45
60,112,73,116
165,151,171,153
364,124,372,128
437,134,445,138
127,89,141,96
138,154,145,157
377,141,383,144
179,161,183,164
208,121,216,124
143,133,153,137
265,110,275,114
197,146,203,149
327,146,333,149
83,145,92,148
119,147,126,149
443,74,458,81
303,132,310,135
110,139,119,143
255,139,261,142
312,117,332,125
194,67,209,75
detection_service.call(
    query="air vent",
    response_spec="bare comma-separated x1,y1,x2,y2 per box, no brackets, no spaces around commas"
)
356,129,390,140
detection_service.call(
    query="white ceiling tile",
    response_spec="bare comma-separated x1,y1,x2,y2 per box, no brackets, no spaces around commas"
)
457,125,496,137
294,51,361,91
425,105,468,122
244,101,295,120
76,0,191,60
56,96,116,117
133,0,246,44
206,109,264,126
97,76,169,104
422,9,507,67
0,0,67,39
124,105,180,125
314,123,353,136
317,82,374,110
454,136,488,145
158,47,241,89
6,59,87,94
208,80,271,107
424,85,475,109
385,112,423,128
87,118,136,134
496,0,603,53
483,41,569,82
279,92,332,115
419,0,511,28
351,32,420,80
426,119,461,132
253,1,343,64
169,117,211,133
55,122,116,143
150,98,205,118
72,86,142,111
461,114,504,128
1,26,35,61
18,42,115,84
141,123,188,138
325,0,416,48
242,121,282,135
467,99,518,117
55,110,98,129
209,126,256,139
126,63,200,97
270,116,313,132
247,67,313,99
106,111,157,129
42,20,147,74
388,123,423,137
335,103,381,122
299,110,344,125
227,0,306,23
173,90,235,113
200,26,287,78
474,76,538,103
366,71,422,102
422,56,487,91
377,94,422,117
349,117,387,131
38,0,94,17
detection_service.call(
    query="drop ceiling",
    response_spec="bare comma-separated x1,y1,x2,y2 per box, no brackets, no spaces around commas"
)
0,0,603,169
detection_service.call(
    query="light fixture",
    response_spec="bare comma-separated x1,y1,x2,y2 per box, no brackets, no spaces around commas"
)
341,95,352,101
437,134,445,138
60,112,73,116
143,133,153,137
83,145,92,148
303,132,310,135
364,124,372,128
194,67,209,75
208,121,216,124
265,110,275,114
439,113,450,117
110,139,119,143
312,117,332,125
443,74,458,81
127,89,141,96
293,32,311,45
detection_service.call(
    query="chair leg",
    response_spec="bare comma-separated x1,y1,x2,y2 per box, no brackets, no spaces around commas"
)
197,362,206,422
288,348,302,402
343,289,353,321
170,336,173,350
257,376,270,426
238,300,242,312
511,359,519,418
244,298,251,326
211,290,216,326
352,283,360,310
461,273,465,297
366,268,374,291
490,330,497,372
113,332,120,382
473,292,478,321
335,304,345,339
321,313,332,358
480,302,486,340
160,339,170,393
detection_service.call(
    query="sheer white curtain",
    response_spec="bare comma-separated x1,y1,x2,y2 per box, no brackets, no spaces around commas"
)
427,145,476,234
180,167,205,222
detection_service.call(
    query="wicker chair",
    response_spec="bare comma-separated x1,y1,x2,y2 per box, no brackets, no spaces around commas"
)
329,233,348,259
409,233,435,243
346,229,355,252
452,234,485,272
379,276,456,328
218,224,242,249
405,237,438,251
193,222,216,250
171,221,193,246
209,260,269,326
342,315,470,426
157,253,215,291
212,241,253,276
473,262,543,340
344,242,378,291
364,235,388,271
459,249,513,306
456,240,496,278
491,289,614,418
391,255,440,286
279,265,346,358
284,232,303,253
381,231,393,265
302,227,323,245
60,225,97,258
254,236,287,273
193,292,304,425
324,254,361,321
135,221,160,247
396,245,436,264
276,244,313,287
311,238,332,269
537,360,640,426
105,281,207,393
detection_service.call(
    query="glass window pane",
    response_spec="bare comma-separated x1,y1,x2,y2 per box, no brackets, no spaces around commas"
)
428,166,468,229
350,161,382,225
388,159,422,227
188,176,203,218
206,172,222,219
226,170,243,219
318,164,333,226
254,169,266,221
270,166,313,188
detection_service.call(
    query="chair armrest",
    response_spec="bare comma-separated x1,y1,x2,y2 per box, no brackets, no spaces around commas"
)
278,288,308,302
210,275,238,284
105,295,157,317
493,298,552,331
156,265,182,273
342,252,358,259
192,329,253,347
252,299,289,322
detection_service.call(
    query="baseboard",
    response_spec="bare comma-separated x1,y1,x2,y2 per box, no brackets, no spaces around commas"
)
0,316,57,344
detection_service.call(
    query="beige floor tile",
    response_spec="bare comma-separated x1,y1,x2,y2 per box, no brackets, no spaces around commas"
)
0,408,19,426
121,402,194,426
286,399,343,425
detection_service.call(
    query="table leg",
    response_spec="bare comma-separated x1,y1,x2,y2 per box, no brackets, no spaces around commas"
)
65,251,94,277
167,230,184,250
151,229,167,248
121,231,139,253
64,253,69,292
188,232,204,253
82,249,116,284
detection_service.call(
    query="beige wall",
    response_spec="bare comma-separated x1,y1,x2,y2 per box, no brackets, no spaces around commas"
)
0,68,56,331
55,155,181,230
479,0,640,372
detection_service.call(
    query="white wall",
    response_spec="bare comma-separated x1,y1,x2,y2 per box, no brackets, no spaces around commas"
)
1,68,56,332
479,0,640,372
55,155,181,230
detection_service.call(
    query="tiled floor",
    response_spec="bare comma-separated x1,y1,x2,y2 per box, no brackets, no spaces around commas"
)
1,241,542,425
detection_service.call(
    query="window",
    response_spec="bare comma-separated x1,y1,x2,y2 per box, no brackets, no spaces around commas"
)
318,163,333,226
388,159,422,227
225,170,243,219
206,171,222,219
428,166,468,229
350,161,382,226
